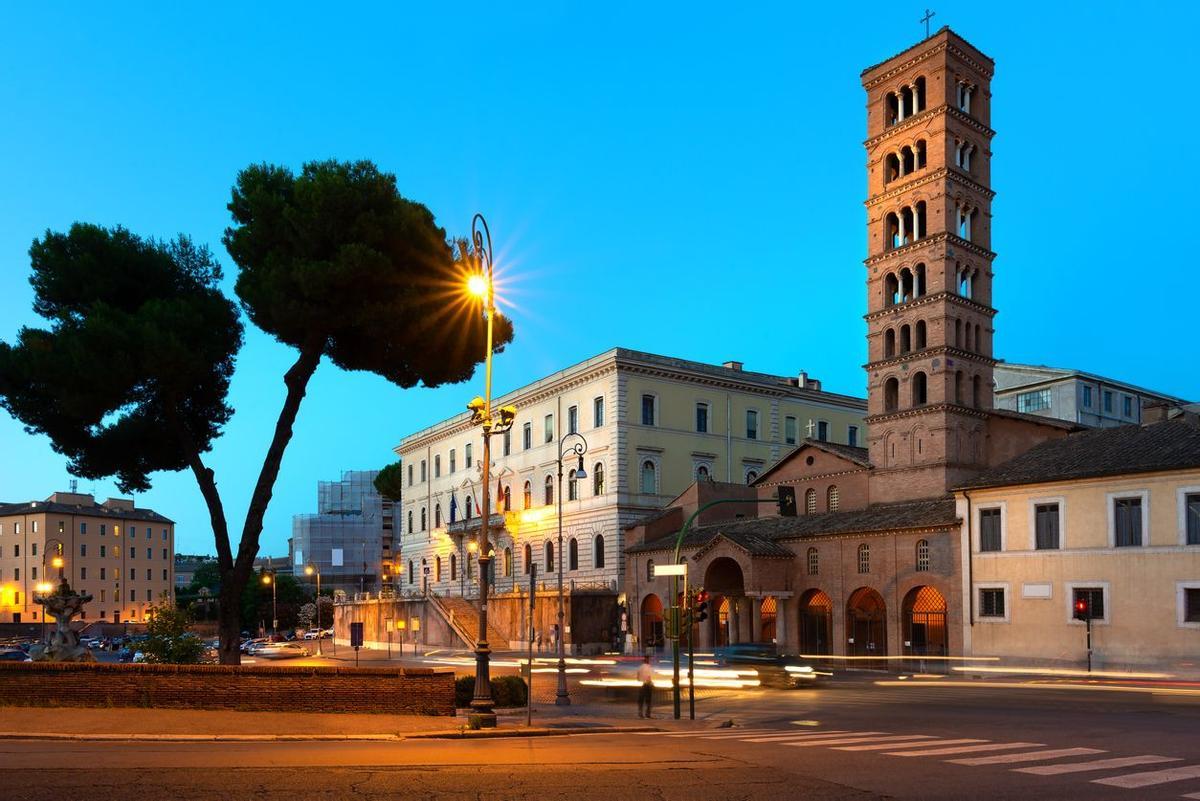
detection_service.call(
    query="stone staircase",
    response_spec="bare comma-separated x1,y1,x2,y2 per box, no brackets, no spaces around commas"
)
427,593,510,650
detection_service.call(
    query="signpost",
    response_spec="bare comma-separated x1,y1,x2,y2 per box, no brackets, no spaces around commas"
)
350,621,364,667
653,562,688,720
385,617,394,659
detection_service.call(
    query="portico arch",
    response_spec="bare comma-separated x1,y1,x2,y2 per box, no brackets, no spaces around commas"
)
846,586,887,665
640,593,664,651
703,557,746,645
902,585,947,658
799,589,833,655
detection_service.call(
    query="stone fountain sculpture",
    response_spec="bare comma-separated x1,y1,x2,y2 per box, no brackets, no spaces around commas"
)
29,578,95,662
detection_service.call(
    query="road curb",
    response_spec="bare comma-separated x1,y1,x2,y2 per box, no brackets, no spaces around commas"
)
0,732,403,742
0,725,662,743
404,725,662,739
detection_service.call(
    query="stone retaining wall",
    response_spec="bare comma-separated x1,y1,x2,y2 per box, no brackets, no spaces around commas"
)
0,662,454,715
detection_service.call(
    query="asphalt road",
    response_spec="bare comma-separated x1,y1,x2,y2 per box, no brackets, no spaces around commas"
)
3,679,1199,800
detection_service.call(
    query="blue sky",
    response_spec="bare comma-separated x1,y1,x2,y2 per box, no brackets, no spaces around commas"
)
0,2,1195,557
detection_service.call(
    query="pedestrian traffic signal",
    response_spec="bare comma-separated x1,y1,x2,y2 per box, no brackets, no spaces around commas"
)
696,590,709,623
1073,598,1089,621
777,486,797,517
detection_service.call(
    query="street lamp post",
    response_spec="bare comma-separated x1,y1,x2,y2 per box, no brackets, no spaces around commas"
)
305,564,322,656
555,433,588,706
463,213,517,729
262,572,277,638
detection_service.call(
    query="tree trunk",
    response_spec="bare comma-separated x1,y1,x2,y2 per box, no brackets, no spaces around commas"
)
217,345,323,664
216,579,243,665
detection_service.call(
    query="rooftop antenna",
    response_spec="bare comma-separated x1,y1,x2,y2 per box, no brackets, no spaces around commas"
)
69,479,78,493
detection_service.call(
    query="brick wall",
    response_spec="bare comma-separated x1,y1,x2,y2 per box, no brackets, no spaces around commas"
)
0,662,455,715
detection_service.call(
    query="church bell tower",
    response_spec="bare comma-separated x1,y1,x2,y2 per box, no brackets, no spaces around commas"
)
861,29,997,501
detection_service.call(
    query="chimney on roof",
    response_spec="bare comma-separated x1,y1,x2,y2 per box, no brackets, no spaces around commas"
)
798,371,822,391
722,360,743,372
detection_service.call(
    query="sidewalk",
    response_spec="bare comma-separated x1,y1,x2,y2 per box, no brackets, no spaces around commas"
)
0,703,671,742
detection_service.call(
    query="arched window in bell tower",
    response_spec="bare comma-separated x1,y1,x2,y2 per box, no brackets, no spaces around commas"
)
915,200,927,239
916,139,927,169
964,323,973,352
915,320,927,350
912,372,928,406
900,268,914,302
955,370,965,405
900,325,912,354
974,324,983,353
884,272,899,306
885,212,900,251
954,318,963,348
884,328,896,358
914,76,926,112
886,91,899,126
901,145,915,175
972,375,983,408
884,378,899,412
914,263,926,297
885,153,900,183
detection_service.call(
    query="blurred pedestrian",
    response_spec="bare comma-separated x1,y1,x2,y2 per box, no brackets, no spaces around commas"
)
637,655,654,718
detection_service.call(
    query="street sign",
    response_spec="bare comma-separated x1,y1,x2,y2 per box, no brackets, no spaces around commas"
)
350,621,364,648
653,563,687,577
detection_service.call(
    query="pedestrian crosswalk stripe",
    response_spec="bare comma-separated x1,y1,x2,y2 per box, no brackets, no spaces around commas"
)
695,730,798,739
1091,764,1200,789
835,736,956,751
664,729,778,738
949,747,1106,766
740,731,855,742
889,742,1042,757
784,734,929,748
1015,755,1181,776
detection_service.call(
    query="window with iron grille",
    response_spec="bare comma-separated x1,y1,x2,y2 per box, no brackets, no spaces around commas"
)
1073,587,1105,620
979,588,1005,618
1035,503,1060,549
1114,497,1143,547
857,544,870,574
805,488,817,515
979,508,1002,552
915,539,930,571
806,547,818,575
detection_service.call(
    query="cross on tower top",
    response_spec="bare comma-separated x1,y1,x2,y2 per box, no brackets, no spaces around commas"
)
921,8,936,38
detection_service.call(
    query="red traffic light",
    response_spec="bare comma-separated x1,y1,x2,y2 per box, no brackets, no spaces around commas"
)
1073,598,1089,620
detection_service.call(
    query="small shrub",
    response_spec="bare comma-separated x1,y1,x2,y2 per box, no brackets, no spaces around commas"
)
455,674,529,708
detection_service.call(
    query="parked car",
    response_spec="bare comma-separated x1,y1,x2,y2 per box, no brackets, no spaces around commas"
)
713,643,817,688
255,643,308,660
302,629,321,640
0,649,28,662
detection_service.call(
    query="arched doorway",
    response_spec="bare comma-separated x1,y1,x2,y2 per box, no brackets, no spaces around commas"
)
704,557,746,645
902,585,947,658
799,589,833,655
760,596,777,642
640,593,664,650
846,587,887,664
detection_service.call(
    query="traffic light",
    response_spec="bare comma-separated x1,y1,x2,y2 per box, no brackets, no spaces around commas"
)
696,590,709,623
1073,597,1089,621
777,486,797,517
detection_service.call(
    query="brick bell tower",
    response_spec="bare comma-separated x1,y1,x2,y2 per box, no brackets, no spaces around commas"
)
861,29,997,502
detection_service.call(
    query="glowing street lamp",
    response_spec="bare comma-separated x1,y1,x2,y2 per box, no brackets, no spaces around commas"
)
261,570,277,638
462,213,518,729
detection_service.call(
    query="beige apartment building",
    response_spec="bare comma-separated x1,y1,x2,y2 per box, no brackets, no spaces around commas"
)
957,419,1200,669
0,492,176,624
392,348,865,647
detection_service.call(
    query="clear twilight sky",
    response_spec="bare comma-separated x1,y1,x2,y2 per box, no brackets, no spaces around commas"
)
0,3,1194,557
